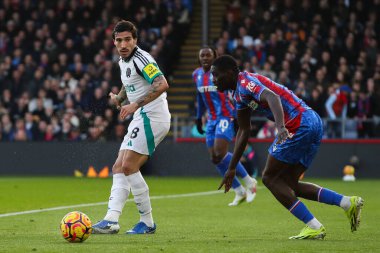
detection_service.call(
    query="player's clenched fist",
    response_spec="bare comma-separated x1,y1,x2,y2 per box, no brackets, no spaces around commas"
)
109,92,122,110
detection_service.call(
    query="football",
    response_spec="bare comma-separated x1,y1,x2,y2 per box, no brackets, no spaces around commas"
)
60,211,92,243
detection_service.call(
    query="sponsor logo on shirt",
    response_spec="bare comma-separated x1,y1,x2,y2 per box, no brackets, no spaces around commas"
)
248,100,258,110
143,63,159,79
126,84,136,92
198,86,218,93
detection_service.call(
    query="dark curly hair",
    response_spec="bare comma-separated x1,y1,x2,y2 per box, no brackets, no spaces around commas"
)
212,55,239,76
200,45,217,58
112,20,138,40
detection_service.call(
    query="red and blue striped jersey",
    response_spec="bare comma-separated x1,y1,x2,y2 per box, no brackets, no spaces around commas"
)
234,71,310,132
193,67,235,120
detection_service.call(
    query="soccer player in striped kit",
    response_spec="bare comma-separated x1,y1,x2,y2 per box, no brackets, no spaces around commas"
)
214,55,363,239
92,20,170,235
193,47,257,206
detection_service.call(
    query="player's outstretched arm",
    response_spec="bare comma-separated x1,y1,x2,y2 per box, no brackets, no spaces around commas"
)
119,75,169,119
219,107,251,192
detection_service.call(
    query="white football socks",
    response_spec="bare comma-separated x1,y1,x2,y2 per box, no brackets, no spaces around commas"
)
242,175,257,188
104,173,130,222
340,196,351,211
233,185,246,196
127,171,154,227
307,218,323,230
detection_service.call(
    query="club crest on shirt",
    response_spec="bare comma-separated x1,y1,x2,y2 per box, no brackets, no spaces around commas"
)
247,81,260,93
126,67,131,78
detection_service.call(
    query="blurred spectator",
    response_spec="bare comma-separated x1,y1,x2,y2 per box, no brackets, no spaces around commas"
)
325,84,351,138
90,87,108,116
325,84,351,120
356,90,373,138
109,123,127,142
307,88,325,117
11,118,32,141
257,121,276,139
294,81,309,101
1,89,13,112
257,61,276,80
24,112,39,139
347,91,359,119
1,113,13,141
44,124,57,142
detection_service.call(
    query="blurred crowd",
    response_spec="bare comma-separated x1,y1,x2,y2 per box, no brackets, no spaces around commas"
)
0,0,191,142
213,0,380,138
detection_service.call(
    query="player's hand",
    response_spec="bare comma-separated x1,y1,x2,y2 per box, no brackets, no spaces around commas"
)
109,92,121,110
196,118,205,134
276,126,291,144
120,102,138,120
218,168,236,193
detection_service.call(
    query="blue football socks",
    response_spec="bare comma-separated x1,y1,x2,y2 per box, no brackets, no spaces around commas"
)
222,152,249,178
289,200,314,224
317,188,344,206
216,153,241,189
235,162,249,179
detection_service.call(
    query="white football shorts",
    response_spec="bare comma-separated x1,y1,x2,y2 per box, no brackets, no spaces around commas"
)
120,116,170,156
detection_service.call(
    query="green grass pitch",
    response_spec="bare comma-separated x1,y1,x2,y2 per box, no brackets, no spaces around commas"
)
0,177,379,253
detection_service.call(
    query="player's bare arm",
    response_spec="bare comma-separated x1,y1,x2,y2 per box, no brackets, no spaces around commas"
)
119,75,169,119
219,107,251,193
136,75,169,107
260,89,290,144
109,85,127,110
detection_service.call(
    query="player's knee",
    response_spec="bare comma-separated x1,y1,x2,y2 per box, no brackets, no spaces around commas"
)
120,163,132,174
262,172,274,189
112,163,123,174
211,154,223,165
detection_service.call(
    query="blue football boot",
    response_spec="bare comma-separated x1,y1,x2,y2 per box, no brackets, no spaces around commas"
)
92,220,120,234
126,222,156,234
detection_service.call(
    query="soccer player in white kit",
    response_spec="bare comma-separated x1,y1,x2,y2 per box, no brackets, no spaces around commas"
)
92,20,171,234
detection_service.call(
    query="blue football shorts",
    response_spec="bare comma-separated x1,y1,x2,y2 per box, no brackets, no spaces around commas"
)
268,109,323,168
206,117,235,147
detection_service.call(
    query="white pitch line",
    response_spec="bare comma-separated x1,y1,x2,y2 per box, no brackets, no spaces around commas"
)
0,190,224,218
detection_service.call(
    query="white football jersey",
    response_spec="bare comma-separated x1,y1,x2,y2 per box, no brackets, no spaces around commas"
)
118,46,171,122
